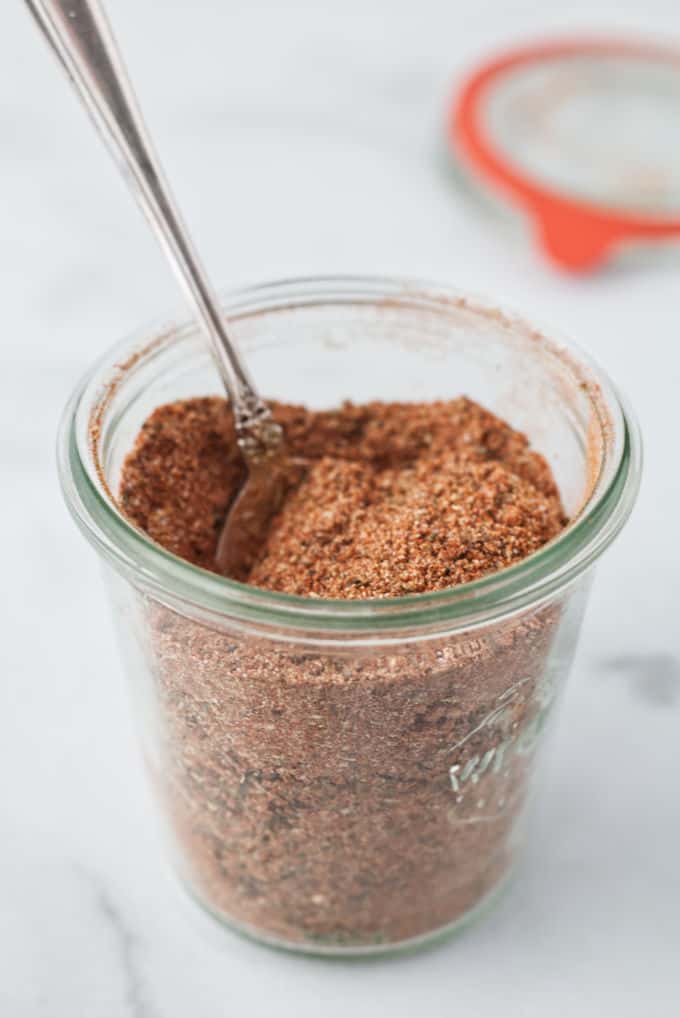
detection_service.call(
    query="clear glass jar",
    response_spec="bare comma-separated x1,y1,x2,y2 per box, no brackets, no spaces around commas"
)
58,276,641,955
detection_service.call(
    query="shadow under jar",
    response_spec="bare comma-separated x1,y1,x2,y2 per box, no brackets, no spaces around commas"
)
59,276,640,955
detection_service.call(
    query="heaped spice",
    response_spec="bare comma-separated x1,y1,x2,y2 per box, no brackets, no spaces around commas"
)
120,396,566,593
118,396,570,949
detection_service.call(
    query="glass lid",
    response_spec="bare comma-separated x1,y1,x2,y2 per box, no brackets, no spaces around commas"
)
450,40,680,270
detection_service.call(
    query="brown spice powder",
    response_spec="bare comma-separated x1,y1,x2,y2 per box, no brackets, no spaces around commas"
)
120,396,565,593
118,396,572,950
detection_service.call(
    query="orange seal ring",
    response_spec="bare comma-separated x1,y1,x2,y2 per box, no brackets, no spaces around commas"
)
451,39,680,271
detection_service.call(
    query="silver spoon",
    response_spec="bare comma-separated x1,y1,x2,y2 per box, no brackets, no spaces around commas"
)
26,0,293,579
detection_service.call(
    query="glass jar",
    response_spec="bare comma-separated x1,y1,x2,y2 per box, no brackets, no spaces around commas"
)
58,276,641,955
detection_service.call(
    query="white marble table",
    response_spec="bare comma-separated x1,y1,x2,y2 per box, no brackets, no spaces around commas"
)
1,1,679,1015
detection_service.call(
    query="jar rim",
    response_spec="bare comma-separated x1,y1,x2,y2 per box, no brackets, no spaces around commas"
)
57,275,642,636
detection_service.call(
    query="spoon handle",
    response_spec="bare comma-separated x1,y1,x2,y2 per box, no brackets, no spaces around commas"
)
25,0,272,441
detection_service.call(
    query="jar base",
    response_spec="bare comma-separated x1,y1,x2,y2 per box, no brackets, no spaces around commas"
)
179,869,515,959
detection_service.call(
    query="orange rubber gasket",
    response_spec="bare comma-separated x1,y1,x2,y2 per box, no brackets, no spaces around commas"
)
451,38,680,271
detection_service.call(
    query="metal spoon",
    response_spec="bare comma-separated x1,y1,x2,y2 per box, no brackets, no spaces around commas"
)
26,0,292,579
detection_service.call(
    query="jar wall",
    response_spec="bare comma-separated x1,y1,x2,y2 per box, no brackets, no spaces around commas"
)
104,565,592,953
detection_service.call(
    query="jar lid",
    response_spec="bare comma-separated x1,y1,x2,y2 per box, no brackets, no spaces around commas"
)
450,38,680,270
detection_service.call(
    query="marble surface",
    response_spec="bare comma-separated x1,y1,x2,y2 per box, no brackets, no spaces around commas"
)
1,1,679,1015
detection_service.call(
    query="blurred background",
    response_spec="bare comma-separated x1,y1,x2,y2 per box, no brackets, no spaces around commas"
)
1,1,678,1016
